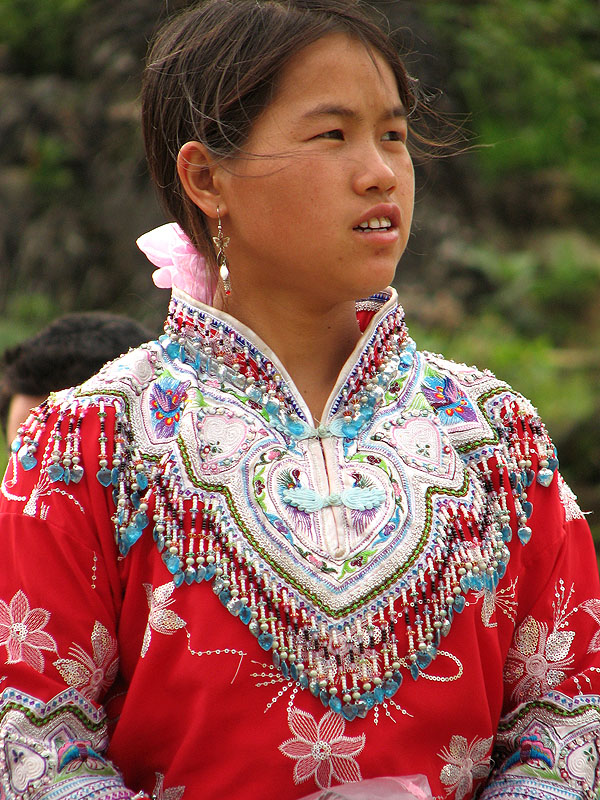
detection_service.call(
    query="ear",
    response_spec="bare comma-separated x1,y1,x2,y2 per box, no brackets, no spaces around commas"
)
177,141,227,219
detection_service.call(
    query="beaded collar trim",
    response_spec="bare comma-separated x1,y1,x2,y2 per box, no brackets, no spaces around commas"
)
11,291,559,724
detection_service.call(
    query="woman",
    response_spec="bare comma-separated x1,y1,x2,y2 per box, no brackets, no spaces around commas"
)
1,1,599,799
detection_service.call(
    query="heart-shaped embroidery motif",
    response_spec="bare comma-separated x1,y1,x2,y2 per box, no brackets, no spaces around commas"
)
6,741,47,792
390,417,456,479
200,414,249,461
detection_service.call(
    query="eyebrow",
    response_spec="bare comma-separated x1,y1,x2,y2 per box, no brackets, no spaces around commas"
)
300,103,407,123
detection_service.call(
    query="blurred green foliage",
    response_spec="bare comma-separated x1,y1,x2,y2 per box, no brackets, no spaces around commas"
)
0,0,90,74
423,0,600,210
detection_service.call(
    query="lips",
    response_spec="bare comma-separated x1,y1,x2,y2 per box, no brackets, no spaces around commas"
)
353,204,400,232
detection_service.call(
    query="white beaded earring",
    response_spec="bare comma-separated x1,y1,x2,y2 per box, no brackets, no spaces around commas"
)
213,206,231,296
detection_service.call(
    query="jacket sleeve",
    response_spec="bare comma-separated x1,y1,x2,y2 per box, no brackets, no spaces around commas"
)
481,472,600,800
0,395,143,800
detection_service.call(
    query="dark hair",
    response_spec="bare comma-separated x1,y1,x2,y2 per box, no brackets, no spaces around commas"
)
142,0,429,277
0,312,152,436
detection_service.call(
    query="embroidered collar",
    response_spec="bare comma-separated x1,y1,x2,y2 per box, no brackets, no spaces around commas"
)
162,287,413,440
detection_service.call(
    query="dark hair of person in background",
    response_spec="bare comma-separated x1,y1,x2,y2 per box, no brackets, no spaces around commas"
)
0,312,152,441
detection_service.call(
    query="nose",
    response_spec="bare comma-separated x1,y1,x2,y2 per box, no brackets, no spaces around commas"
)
352,144,398,195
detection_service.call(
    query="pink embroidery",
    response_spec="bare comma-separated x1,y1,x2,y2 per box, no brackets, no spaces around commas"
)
279,706,365,789
0,589,57,672
438,734,493,800
54,620,119,700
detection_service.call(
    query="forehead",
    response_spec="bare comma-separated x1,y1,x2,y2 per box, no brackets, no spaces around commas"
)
269,32,402,117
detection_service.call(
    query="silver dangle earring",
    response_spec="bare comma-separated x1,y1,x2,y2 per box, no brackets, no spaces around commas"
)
213,206,231,296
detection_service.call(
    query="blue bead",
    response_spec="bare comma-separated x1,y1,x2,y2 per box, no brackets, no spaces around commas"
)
497,561,506,579
19,450,37,471
111,467,120,486
290,663,298,681
524,469,535,487
96,467,112,487
355,701,368,719
329,696,342,714
166,554,181,574
416,651,432,669
392,670,403,686
184,568,196,585
410,663,419,680
362,692,376,710
453,595,465,613
47,463,65,482
218,589,231,606
502,525,513,542
320,690,330,707
518,525,532,545
383,679,400,698
257,632,273,651
204,564,216,581
374,686,384,704
299,673,309,689
134,512,148,530
173,571,185,588
342,703,358,722
124,524,143,547
548,456,559,472
136,473,149,491
131,492,141,509
281,660,290,679
537,468,554,487
239,605,252,625
310,682,321,698
70,465,84,484
118,539,130,557
522,501,533,519
272,650,281,668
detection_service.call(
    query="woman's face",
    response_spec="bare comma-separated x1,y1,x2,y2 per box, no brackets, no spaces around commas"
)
215,33,415,306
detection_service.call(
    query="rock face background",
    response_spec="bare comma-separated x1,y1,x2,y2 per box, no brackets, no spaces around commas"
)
1,0,599,539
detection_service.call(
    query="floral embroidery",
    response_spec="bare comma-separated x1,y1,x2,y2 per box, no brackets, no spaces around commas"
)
557,474,585,522
438,734,493,799
467,578,518,628
504,581,579,702
142,582,187,657
581,599,600,653
279,706,365,789
422,374,477,425
153,771,186,800
53,621,118,701
150,375,190,438
0,590,57,672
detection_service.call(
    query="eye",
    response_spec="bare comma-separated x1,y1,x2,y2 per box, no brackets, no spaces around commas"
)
382,129,407,143
315,129,344,140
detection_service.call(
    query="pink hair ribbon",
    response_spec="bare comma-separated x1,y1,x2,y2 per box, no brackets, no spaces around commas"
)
136,223,216,304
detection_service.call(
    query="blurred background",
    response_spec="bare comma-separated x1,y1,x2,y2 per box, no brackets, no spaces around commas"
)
1,0,599,545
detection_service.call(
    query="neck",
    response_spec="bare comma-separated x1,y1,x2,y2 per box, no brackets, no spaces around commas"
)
213,289,362,421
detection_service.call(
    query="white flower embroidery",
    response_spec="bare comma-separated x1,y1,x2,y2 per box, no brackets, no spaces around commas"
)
468,578,518,628
141,583,186,657
279,706,365,789
557,474,584,522
153,771,185,800
438,734,493,800
54,620,118,700
504,616,575,702
580,599,600,653
0,590,57,672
